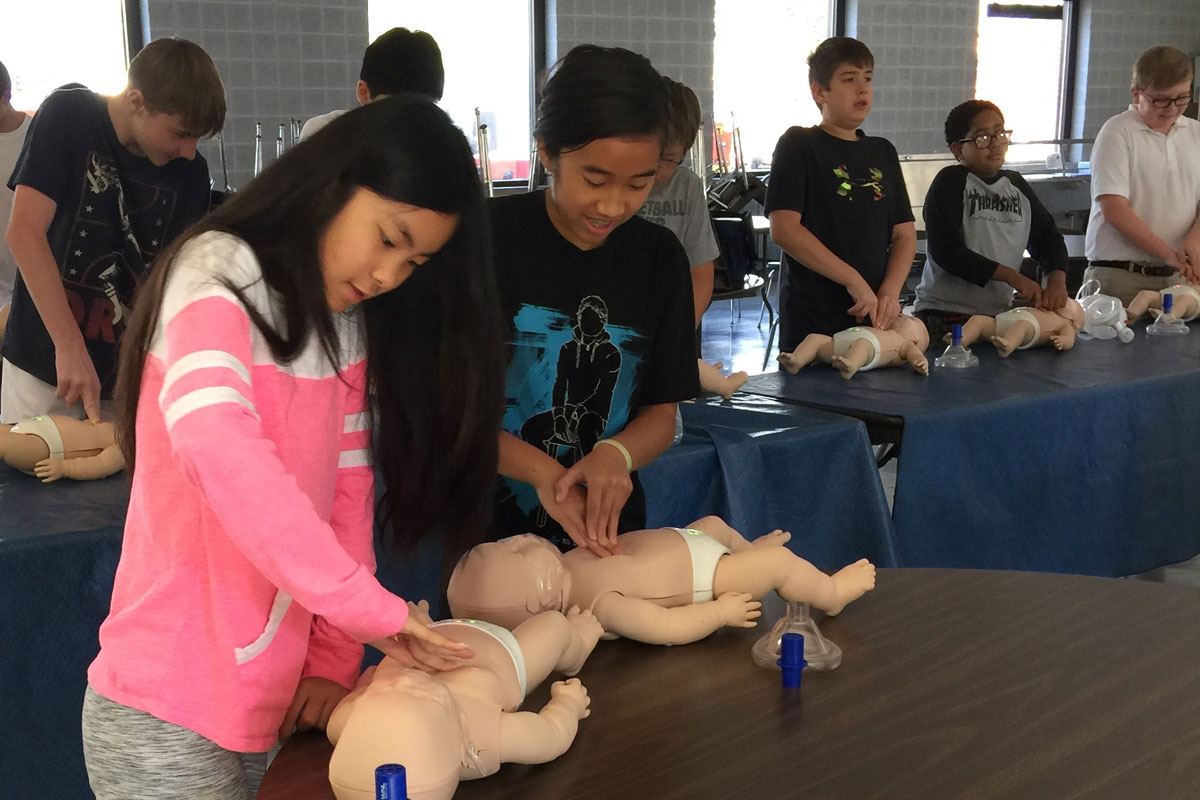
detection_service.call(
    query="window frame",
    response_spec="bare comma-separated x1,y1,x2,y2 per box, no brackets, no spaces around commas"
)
982,1,1080,143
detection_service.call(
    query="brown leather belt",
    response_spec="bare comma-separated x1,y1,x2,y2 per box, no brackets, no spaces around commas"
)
1088,260,1177,277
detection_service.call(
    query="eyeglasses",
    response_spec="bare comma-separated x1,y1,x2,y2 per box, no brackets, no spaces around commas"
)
956,130,1013,149
1141,93,1192,109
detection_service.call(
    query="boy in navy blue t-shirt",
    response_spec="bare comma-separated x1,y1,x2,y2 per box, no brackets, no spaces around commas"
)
2,38,225,422
765,37,916,353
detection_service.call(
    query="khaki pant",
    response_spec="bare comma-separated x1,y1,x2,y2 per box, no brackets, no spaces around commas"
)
1083,266,1184,307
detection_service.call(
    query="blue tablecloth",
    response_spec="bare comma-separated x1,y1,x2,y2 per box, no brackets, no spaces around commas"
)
0,471,128,800
642,400,897,571
741,329,1200,575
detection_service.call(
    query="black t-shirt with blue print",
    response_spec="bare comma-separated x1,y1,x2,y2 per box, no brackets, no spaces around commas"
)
490,189,699,549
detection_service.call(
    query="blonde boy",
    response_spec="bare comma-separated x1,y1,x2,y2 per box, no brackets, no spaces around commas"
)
1084,45,1200,304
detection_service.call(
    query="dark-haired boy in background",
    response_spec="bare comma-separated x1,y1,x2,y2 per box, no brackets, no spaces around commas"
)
765,36,915,354
301,27,444,140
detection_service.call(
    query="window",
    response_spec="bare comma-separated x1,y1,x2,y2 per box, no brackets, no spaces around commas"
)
974,1,1074,164
1,1,129,113
368,1,533,182
713,0,835,170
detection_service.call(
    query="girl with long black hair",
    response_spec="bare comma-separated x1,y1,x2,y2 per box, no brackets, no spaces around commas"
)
82,97,504,799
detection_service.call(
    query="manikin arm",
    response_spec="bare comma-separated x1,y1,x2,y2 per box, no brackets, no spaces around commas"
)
34,444,126,482
497,679,590,765
591,591,760,646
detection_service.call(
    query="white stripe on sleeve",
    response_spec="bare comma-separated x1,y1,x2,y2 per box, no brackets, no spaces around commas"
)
164,386,258,431
338,449,372,469
159,350,254,408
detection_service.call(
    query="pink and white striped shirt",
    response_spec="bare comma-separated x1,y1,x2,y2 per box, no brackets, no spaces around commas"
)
88,231,409,753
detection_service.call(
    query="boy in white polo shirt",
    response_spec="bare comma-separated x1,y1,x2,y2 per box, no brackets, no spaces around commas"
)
1084,45,1200,304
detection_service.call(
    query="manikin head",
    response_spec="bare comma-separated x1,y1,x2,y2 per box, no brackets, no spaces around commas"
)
327,669,471,800
448,534,567,627
1057,298,1086,332
888,314,930,351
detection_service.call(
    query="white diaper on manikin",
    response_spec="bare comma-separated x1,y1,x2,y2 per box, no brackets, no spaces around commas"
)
831,327,882,371
430,618,528,698
9,415,65,475
995,308,1041,349
671,527,732,603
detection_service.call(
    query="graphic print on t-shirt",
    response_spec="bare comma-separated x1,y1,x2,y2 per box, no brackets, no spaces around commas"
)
833,165,886,201
966,185,1024,222
65,151,179,344
502,295,648,519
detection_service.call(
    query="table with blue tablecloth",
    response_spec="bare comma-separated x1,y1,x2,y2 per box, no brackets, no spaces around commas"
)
0,471,128,800
643,400,897,571
740,327,1200,576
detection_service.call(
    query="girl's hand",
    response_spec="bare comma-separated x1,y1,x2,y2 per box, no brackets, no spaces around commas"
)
845,279,878,323
535,473,604,555
554,444,631,555
369,615,474,673
278,677,349,741
872,292,901,330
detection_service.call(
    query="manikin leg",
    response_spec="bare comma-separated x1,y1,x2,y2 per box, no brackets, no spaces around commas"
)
511,607,604,683
991,319,1035,357
778,335,834,374
712,546,875,617
830,339,875,380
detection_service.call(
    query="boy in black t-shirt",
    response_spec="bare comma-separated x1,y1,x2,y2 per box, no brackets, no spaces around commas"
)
2,38,225,423
765,37,916,353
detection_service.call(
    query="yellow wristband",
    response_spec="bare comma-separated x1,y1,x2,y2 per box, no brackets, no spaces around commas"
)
594,438,632,471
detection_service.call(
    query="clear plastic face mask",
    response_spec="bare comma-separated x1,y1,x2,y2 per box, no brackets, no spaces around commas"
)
1075,280,1133,342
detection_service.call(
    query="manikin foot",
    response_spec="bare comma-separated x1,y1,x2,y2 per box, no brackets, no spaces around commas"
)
777,352,808,375
822,559,877,616
719,371,750,399
990,335,1017,358
751,529,792,550
830,355,859,380
559,606,604,675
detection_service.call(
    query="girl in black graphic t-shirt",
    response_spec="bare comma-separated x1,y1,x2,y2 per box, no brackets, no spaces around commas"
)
491,45,699,555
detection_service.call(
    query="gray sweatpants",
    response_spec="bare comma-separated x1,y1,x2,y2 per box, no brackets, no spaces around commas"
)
81,686,268,800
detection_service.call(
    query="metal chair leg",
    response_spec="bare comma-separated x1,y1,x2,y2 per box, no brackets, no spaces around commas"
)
762,316,779,371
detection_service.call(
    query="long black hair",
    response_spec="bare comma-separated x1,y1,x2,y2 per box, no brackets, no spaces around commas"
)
534,44,669,158
116,96,504,555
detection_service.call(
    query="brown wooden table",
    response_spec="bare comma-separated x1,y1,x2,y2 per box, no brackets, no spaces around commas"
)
257,569,1200,800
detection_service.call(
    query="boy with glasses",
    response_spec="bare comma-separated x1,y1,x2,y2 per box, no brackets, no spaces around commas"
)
1084,44,1200,304
913,100,1068,344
